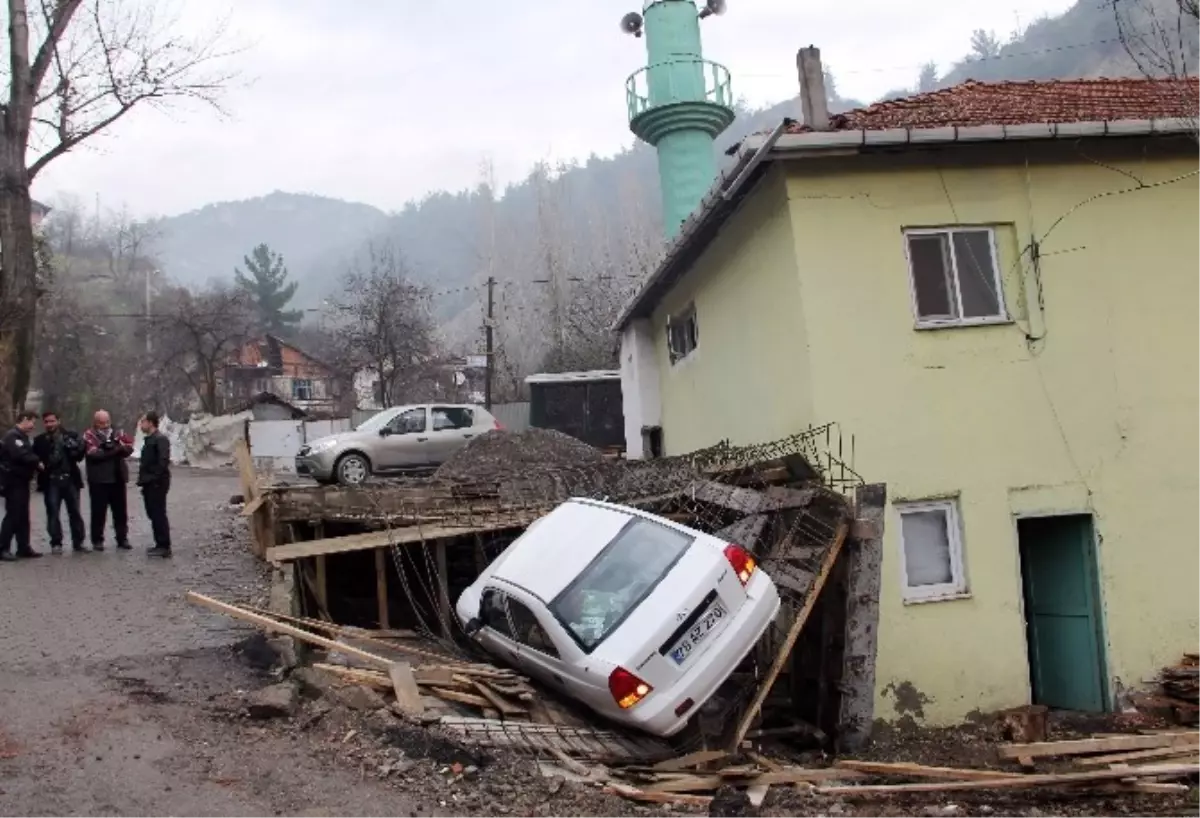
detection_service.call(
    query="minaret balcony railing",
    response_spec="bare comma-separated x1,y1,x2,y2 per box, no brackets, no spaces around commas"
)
625,58,732,124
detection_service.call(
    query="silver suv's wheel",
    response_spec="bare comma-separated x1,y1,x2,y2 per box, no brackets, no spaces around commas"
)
336,453,370,486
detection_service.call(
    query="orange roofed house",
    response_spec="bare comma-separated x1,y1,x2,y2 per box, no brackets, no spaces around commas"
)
222,335,344,417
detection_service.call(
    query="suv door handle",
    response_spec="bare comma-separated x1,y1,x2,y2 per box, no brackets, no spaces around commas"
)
416,437,428,442
463,433,474,439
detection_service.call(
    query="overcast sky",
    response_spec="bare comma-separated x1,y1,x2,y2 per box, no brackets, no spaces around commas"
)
34,0,1076,218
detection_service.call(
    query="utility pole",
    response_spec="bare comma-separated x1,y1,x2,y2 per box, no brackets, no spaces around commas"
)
484,276,495,410
144,266,153,354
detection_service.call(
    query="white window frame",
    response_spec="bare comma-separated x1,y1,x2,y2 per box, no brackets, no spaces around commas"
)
292,378,314,401
895,498,969,604
666,303,699,364
903,227,1008,329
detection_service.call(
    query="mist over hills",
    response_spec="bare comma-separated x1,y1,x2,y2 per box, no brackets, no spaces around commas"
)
140,0,1192,326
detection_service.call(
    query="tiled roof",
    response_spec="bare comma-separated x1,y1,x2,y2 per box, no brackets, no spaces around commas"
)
788,77,1199,132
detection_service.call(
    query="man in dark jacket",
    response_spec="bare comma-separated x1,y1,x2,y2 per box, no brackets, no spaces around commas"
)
137,411,171,558
33,410,88,554
0,411,44,560
83,410,134,551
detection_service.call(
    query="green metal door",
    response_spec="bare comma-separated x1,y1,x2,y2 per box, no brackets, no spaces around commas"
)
1018,515,1108,712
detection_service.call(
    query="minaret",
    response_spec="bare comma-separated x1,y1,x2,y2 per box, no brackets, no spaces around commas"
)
622,0,735,239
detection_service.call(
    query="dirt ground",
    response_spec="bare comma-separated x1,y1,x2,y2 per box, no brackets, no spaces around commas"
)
0,468,427,817
1,467,1193,817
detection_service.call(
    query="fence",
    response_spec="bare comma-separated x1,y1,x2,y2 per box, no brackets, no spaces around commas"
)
248,417,352,473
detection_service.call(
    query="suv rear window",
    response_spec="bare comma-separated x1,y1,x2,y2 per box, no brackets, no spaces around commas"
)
433,407,473,430
550,516,694,652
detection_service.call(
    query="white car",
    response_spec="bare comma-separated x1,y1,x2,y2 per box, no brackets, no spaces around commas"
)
455,498,781,738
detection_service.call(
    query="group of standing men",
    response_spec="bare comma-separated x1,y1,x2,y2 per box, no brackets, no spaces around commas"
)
0,409,173,559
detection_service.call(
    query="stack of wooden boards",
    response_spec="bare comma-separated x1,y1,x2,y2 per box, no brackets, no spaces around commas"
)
578,731,1200,807
186,591,672,763
1132,652,1200,724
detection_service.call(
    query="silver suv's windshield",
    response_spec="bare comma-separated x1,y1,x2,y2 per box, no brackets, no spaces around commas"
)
550,516,694,652
356,407,402,434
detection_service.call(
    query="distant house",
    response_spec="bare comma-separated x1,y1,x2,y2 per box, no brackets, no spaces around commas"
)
30,199,50,230
223,335,343,416
353,356,486,410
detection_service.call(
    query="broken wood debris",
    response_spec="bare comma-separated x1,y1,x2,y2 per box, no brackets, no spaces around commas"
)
997,730,1199,760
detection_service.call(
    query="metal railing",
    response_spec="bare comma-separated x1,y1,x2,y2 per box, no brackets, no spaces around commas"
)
625,58,732,122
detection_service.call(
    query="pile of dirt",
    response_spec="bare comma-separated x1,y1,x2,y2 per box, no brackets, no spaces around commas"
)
434,429,604,482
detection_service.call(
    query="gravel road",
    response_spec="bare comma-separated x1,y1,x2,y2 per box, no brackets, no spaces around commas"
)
0,468,422,816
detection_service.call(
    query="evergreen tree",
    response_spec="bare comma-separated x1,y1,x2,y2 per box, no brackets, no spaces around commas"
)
234,243,303,333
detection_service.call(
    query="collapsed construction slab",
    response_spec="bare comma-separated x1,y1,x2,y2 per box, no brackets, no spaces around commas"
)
235,425,885,751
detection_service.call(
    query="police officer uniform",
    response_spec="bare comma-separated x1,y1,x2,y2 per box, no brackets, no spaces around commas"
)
0,424,43,559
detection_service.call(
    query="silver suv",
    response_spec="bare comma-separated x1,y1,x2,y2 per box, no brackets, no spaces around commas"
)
296,404,501,486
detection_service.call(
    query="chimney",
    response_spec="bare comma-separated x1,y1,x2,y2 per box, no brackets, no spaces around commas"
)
797,45,829,131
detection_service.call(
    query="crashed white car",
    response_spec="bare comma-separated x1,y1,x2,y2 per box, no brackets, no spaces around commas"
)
455,498,781,738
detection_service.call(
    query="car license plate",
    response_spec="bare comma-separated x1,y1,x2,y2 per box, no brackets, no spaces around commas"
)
669,600,727,666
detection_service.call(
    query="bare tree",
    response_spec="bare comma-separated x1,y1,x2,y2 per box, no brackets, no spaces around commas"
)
328,243,439,409
0,0,235,424
150,285,257,415
1112,0,1199,138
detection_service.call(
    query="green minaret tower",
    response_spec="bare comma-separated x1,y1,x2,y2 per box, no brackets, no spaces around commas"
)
622,0,735,239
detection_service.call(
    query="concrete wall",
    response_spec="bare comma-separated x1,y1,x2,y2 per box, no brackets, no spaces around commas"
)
650,168,817,455
781,139,1199,724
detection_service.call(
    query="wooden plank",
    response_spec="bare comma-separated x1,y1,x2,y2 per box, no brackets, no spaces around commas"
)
312,663,391,690
389,661,425,717
233,438,258,501
647,767,862,793
241,493,267,517
471,680,524,716
430,687,504,710
837,761,1023,781
1075,746,1200,767
998,732,1199,760
729,521,849,750
604,783,712,807
186,592,393,669
818,763,1200,796
374,548,390,629
413,667,457,687
652,750,728,772
266,514,536,562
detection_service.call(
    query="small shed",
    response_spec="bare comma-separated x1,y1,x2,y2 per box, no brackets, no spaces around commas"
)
525,370,624,450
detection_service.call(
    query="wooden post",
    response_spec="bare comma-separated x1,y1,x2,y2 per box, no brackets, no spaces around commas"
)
435,542,453,639
375,547,391,629
314,554,329,620
473,534,488,574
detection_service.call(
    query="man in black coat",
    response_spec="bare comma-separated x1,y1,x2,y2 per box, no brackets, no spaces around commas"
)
137,411,172,558
0,411,44,560
33,410,88,554
83,409,134,551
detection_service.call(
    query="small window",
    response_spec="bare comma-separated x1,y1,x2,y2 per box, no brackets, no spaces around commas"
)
387,408,426,435
896,499,968,603
666,304,698,363
292,378,314,401
432,407,473,431
479,588,514,638
506,598,560,659
905,228,1006,327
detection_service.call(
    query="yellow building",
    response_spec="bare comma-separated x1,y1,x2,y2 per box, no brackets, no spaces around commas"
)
616,76,1199,725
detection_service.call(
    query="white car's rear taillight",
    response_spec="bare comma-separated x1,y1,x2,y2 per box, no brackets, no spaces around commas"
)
723,543,757,586
608,666,653,709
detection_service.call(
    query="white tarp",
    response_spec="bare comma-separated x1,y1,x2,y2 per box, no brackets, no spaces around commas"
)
133,411,251,468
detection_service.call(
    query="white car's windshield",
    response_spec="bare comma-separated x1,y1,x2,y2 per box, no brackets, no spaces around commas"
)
356,408,402,433
550,516,693,652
